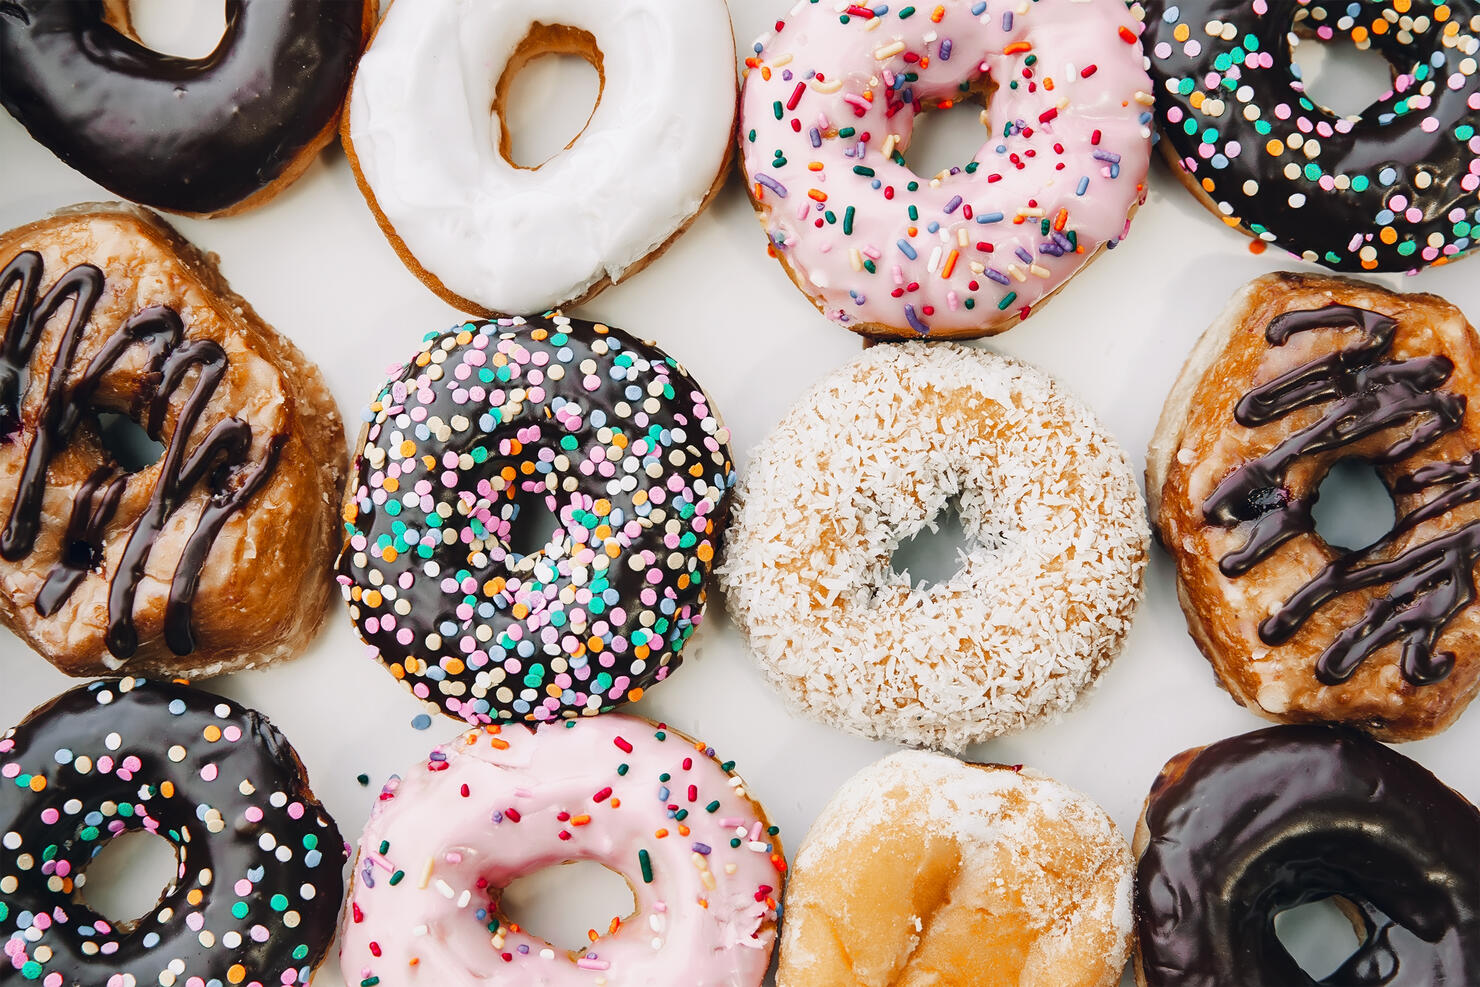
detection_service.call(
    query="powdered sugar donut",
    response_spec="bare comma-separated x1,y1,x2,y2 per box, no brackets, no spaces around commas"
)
344,0,738,316
740,0,1154,338
719,343,1148,749
340,714,785,987
778,751,1133,987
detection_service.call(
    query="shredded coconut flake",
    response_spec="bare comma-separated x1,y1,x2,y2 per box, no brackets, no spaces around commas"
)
719,343,1148,750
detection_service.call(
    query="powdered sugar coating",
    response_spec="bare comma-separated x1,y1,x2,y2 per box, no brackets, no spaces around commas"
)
719,342,1147,749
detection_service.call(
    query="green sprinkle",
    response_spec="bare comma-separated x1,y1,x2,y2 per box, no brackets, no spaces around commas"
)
773,101,783,120
390,870,406,886
853,165,875,177
998,292,1018,310
843,206,855,235
270,893,289,912
706,800,721,813
639,848,654,883
899,5,915,17
232,901,250,919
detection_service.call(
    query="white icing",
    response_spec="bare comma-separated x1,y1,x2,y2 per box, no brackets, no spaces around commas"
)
347,0,738,314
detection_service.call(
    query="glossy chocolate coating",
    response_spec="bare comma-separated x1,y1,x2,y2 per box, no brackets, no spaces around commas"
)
0,679,346,985
338,315,734,724
0,249,284,660
0,0,365,214
1202,304,1480,687
1142,0,1480,272
1135,725,1480,987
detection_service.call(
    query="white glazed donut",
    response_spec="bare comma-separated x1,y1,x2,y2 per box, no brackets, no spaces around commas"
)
719,343,1148,750
339,714,785,987
739,0,1155,339
343,0,738,316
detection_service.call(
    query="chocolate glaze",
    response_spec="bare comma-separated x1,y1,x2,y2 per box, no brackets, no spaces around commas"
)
0,0,365,214
1135,725,1480,987
1142,0,1480,272
1202,304,1480,686
0,678,346,985
0,249,283,659
339,315,735,724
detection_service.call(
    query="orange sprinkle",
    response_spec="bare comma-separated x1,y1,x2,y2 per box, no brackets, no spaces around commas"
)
1248,240,1267,255
1004,41,1032,54
940,250,959,279
807,188,828,202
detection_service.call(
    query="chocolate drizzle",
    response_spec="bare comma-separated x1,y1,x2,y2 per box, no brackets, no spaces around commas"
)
1202,304,1480,686
0,250,283,659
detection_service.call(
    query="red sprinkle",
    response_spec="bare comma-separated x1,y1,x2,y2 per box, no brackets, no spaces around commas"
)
1118,25,1137,43
787,82,805,111
614,737,633,753
505,808,522,823
1081,64,1099,78
593,787,613,803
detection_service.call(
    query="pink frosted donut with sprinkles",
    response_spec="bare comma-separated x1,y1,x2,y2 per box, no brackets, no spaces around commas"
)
1142,0,1480,271
339,714,785,987
739,0,1155,339
337,315,734,726
0,678,346,987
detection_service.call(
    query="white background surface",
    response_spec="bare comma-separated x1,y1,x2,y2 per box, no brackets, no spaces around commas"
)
1,2,1477,984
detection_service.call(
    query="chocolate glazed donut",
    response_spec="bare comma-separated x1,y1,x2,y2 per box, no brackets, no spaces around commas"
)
1133,725,1480,987
0,678,347,986
0,0,372,216
1141,0,1480,271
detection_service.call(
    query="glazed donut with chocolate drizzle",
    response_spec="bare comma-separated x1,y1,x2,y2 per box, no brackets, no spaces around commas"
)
0,205,347,678
0,0,374,217
1149,272,1480,739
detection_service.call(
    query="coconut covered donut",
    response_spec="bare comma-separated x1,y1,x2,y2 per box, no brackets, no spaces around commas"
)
1148,272,1480,739
777,751,1133,987
719,343,1148,750
739,0,1155,338
343,0,738,316
0,205,346,679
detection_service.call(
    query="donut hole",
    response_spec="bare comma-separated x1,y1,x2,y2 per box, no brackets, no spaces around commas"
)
1311,459,1396,552
1289,33,1398,118
507,496,564,559
495,25,604,170
890,501,977,588
895,87,994,182
498,860,636,953
73,829,180,931
1274,895,1366,980
96,411,166,474
111,0,228,59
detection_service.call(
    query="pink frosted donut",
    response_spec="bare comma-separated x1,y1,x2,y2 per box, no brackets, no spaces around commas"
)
740,0,1155,339
339,715,785,987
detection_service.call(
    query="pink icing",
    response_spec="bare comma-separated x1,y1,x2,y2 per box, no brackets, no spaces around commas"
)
740,0,1154,335
338,715,783,986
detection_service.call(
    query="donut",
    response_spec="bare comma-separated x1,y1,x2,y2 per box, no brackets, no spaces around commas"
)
0,0,373,218
0,677,348,987
719,342,1147,749
1141,0,1480,272
1133,724,1480,987
1148,272,1480,739
0,205,347,678
337,314,734,725
778,750,1132,987
339,713,785,987
342,0,738,316
738,0,1154,339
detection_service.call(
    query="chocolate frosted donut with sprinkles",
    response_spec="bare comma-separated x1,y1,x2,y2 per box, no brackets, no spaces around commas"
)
338,315,735,725
339,714,784,987
739,0,1155,339
0,677,347,987
1142,0,1480,271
